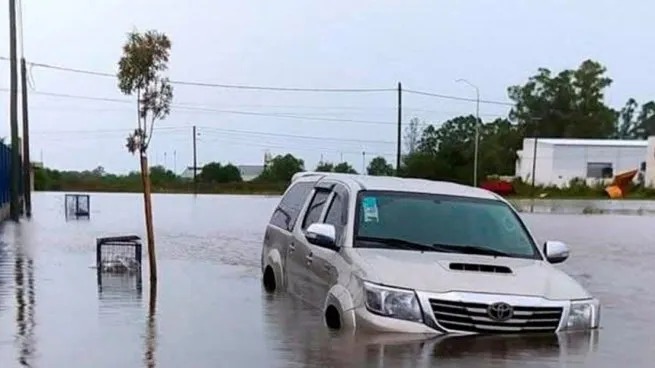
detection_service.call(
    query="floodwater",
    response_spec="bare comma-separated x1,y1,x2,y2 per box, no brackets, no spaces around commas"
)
511,198,655,215
0,192,654,367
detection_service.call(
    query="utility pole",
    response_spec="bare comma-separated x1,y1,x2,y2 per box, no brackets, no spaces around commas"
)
362,151,366,174
8,0,21,221
531,137,538,190
20,57,31,216
530,120,540,213
192,125,197,194
456,79,480,187
173,150,177,174
529,136,538,214
396,82,402,175
528,116,546,213
17,0,31,217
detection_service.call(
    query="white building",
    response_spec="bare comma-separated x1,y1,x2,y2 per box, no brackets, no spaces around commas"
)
515,138,648,187
180,166,201,179
237,165,264,181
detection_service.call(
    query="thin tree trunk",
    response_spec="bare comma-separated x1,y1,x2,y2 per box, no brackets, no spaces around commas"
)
140,151,157,283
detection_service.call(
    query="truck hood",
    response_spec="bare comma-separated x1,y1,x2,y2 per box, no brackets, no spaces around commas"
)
353,248,590,300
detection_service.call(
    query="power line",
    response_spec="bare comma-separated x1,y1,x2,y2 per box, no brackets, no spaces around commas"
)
404,88,514,107
197,126,395,145
0,87,130,104
173,105,394,125
171,80,394,93
0,56,516,105
29,126,186,135
0,56,392,93
30,125,395,146
195,136,395,157
38,130,395,157
26,102,507,116
0,88,396,126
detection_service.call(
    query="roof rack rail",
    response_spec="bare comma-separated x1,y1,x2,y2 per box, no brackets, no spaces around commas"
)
291,171,326,182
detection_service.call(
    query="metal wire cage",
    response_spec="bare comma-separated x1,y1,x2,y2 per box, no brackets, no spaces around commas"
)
65,194,90,219
96,235,143,294
96,235,142,274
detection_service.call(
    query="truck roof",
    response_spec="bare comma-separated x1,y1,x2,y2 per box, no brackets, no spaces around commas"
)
291,172,500,200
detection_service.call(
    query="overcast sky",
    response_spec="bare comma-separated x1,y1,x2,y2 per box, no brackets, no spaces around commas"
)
1,0,653,174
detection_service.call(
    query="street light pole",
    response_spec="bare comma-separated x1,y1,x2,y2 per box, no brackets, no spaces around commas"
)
456,79,480,187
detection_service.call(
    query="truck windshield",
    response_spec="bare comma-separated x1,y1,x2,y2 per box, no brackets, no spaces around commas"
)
354,190,540,259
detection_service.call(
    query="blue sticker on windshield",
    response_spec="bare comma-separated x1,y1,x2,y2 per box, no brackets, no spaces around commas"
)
362,197,379,223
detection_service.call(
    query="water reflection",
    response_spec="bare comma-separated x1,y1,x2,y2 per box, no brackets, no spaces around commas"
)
263,291,598,367
144,281,158,368
14,248,36,367
2,193,655,367
97,270,143,300
512,198,655,215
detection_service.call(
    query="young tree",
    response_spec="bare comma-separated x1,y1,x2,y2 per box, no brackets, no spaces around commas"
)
117,30,173,283
404,117,423,154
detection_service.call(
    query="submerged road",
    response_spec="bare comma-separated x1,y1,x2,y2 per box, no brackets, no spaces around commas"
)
0,192,653,367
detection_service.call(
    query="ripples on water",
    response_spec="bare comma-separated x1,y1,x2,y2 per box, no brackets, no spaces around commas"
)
0,192,653,367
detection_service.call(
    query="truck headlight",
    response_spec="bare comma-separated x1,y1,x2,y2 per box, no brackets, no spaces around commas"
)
363,281,423,323
564,299,600,331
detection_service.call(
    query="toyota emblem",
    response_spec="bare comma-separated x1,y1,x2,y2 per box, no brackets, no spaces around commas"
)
487,302,513,322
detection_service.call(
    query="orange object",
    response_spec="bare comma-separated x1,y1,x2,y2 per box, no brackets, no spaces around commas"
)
605,185,623,199
604,169,638,199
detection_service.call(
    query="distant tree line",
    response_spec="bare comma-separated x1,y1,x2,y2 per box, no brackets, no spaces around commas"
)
401,59,655,184
33,59,652,194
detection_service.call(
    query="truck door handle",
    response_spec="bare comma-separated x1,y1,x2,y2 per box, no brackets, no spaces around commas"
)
305,254,313,265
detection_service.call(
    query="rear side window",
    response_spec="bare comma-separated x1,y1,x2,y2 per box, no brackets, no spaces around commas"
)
302,190,330,230
324,192,347,244
270,182,313,231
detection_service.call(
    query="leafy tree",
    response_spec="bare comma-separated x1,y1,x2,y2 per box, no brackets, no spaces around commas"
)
91,166,106,176
199,162,242,183
478,118,523,177
615,98,639,139
401,152,450,180
416,115,477,183
33,167,52,190
633,101,655,139
333,162,357,174
367,156,394,176
149,165,178,186
117,29,173,282
315,161,334,172
508,60,617,139
613,98,655,139
405,115,520,184
257,154,304,183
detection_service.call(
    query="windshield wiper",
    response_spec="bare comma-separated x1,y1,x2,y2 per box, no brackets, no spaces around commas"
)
355,236,513,257
432,243,512,257
356,236,445,252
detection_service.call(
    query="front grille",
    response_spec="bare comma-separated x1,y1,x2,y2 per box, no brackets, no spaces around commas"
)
429,298,563,333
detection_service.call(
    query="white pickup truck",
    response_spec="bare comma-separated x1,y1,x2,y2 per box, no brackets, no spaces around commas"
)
261,172,600,334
